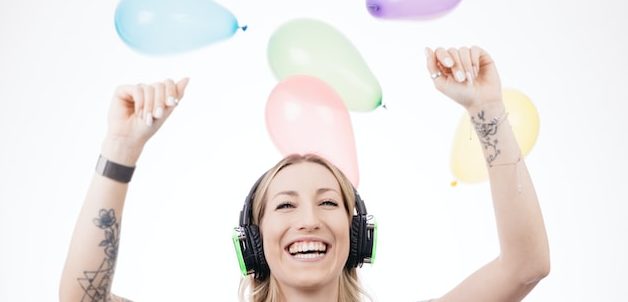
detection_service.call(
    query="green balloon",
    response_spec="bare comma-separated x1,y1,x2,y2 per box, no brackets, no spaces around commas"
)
268,19,382,112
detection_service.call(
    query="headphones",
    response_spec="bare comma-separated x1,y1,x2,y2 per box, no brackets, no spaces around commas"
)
232,173,377,280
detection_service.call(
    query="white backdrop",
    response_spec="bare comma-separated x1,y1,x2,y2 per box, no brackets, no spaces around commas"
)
1,0,627,301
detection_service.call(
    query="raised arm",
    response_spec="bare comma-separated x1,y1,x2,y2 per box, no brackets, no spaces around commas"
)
425,47,550,302
59,78,189,302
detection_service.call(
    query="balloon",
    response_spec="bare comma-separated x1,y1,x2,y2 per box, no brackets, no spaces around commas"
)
115,0,241,55
268,19,382,112
451,89,540,183
366,0,462,19
266,75,360,186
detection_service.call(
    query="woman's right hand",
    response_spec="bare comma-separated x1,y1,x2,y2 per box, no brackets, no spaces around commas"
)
425,47,502,113
101,78,190,165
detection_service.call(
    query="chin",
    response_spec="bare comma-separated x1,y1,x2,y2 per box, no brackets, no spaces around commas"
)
274,263,344,291
290,270,337,289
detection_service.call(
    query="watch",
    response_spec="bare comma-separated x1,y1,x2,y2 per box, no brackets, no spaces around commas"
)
95,155,135,183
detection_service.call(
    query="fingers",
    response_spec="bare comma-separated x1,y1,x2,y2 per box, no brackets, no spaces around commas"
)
131,86,144,115
435,47,454,70
447,48,467,83
114,84,144,114
164,79,178,107
434,47,453,79
425,47,451,88
424,48,440,76
458,47,474,84
141,84,155,127
152,82,166,120
427,46,477,84
176,77,190,100
470,46,482,78
120,77,189,127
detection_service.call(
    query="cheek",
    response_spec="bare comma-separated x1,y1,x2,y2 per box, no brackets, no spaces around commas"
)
331,216,352,248
334,222,352,268
260,220,285,256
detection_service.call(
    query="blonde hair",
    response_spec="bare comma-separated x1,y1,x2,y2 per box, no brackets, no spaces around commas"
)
238,154,369,302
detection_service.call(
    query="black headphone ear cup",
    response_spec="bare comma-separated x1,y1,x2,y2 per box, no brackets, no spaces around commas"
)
346,215,361,268
247,224,269,280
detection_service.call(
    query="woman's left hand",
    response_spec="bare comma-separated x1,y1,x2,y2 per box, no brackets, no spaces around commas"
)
425,46,503,112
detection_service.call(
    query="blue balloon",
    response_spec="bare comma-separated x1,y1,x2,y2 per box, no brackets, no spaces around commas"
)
115,0,241,55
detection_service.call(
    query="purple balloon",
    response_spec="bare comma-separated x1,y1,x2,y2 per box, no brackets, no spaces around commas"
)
366,0,462,19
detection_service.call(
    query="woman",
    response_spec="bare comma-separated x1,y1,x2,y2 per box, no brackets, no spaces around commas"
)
60,46,550,302
236,153,370,302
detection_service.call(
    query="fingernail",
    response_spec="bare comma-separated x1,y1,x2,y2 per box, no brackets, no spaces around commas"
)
444,57,454,67
455,70,466,82
154,107,164,119
166,96,176,107
424,48,430,58
466,71,473,84
145,112,153,127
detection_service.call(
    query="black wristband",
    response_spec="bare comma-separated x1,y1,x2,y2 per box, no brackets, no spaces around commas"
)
95,155,135,183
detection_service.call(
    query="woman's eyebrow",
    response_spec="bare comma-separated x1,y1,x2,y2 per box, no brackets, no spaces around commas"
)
316,188,340,195
271,188,339,199
272,190,298,199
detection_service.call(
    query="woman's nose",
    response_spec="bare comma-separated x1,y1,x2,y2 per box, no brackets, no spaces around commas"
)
297,205,321,231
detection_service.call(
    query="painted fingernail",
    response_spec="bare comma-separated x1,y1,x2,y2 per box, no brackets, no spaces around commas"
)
145,112,153,127
444,57,454,67
166,96,176,107
455,70,466,82
154,107,164,119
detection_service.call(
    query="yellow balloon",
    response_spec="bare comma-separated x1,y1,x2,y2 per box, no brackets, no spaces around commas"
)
450,89,540,183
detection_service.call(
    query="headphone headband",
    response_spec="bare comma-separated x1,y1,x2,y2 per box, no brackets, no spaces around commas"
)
239,174,265,226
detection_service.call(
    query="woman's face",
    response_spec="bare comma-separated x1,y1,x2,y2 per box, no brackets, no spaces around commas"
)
260,161,350,290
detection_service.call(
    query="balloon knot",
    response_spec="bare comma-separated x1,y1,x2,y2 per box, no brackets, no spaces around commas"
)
367,4,380,12
241,25,248,31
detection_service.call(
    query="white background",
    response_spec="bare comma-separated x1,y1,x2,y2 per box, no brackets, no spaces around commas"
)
1,0,627,301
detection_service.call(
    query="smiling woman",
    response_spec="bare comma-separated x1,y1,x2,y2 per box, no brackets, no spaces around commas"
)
59,46,549,302
236,154,371,302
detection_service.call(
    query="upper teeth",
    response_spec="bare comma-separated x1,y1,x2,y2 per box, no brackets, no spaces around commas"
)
288,241,327,254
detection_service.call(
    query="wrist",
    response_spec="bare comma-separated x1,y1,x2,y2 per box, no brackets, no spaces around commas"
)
101,136,144,166
466,100,522,168
466,100,505,116
95,154,135,183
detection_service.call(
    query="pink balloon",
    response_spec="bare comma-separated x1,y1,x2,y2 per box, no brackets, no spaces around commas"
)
266,75,360,187
366,0,462,19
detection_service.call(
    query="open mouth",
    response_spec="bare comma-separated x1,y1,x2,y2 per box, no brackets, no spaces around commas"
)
286,241,328,259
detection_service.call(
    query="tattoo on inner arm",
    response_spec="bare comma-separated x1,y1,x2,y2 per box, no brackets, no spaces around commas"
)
77,209,126,302
471,110,505,166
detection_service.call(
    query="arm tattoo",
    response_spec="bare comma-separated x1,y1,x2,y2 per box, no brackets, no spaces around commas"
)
77,209,124,302
471,110,507,166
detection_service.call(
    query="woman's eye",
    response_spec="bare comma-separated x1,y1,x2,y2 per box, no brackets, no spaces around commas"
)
276,202,295,210
320,200,338,207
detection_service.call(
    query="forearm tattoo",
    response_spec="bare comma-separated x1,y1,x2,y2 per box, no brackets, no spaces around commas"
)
471,110,507,166
77,209,126,302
